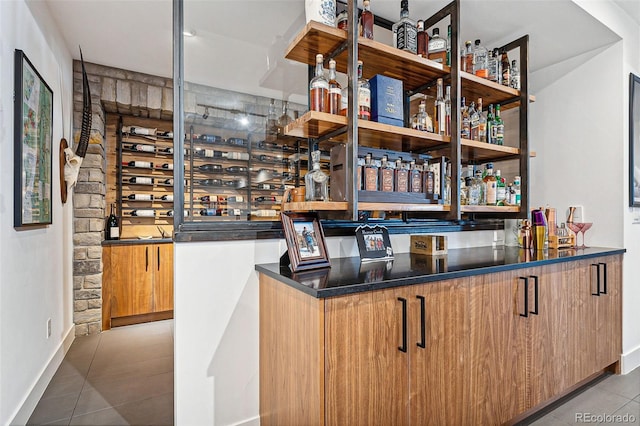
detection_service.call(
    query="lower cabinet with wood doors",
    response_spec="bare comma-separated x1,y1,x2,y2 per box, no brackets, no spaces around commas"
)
102,241,173,329
258,250,622,426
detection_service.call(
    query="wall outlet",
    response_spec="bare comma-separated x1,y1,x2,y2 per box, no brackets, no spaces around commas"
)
46,318,51,339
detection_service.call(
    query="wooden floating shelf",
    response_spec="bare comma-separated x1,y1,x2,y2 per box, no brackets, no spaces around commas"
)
359,202,450,212
460,139,520,163
282,201,349,211
461,71,535,111
461,205,520,213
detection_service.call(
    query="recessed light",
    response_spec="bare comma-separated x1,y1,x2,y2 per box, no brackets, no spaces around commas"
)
183,30,196,37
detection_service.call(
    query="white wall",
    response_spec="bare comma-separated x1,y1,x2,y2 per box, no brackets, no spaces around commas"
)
0,1,74,425
174,231,499,425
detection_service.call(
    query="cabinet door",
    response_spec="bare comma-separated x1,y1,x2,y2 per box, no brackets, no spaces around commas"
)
409,279,470,426
594,255,622,369
110,244,154,317
153,243,174,312
325,287,410,426
469,271,528,424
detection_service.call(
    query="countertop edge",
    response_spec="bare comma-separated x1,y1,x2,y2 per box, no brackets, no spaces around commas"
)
255,247,626,298
102,238,173,246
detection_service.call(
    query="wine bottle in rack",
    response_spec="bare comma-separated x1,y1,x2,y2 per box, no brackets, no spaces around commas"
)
130,144,155,153
159,194,173,201
124,160,153,168
129,176,154,185
198,134,223,144
105,204,119,240
255,196,278,203
158,163,173,170
199,208,218,216
127,193,154,201
130,209,156,217
162,147,174,154
198,179,223,187
227,196,244,203
198,164,222,173
225,166,248,173
165,210,187,217
226,137,247,146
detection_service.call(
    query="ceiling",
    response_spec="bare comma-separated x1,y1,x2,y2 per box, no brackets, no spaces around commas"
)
43,0,633,104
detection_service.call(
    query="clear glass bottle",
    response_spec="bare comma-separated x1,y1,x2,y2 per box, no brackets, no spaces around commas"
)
468,170,483,205
496,170,506,205
510,59,520,90
360,0,374,40
444,85,451,136
416,20,428,58
486,104,495,144
477,98,487,143
265,98,278,141
463,41,473,73
494,104,504,146
357,60,371,121
460,97,471,139
427,27,447,64
327,59,342,115
434,78,446,135
304,150,329,201
483,164,497,205
412,98,433,132
309,54,328,112
488,48,501,83
379,155,395,192
473,39,488,79
363,152,378,191
277,100,293,135
392,0,417,54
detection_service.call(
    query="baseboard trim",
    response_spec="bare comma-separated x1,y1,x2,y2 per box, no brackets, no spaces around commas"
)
111,311,173,327
621,345,640,374
227,415,260,426
10,324,75,426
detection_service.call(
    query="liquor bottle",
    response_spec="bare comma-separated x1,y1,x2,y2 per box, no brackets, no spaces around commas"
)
427,28,447,64
225,166,248,173
339,87,348,116
395,158,409,192
412,98,433,132
129,176,154,185
360,0,374,40
461,176,469,205
513,175,521,205
423,166,435,198
277,101,293,134
501,49,511,87
444,85,452,136
198,178,223,186
363,153,379,191
434,78,446,135
444,162,452,205
131,144,155,153
130,209,156,217
336,9,348,30
483,164,497,205
198,134,223,144
357,157,364,190
309,54,329,112
357,61,371,120
327,59,342,115
460,97,471,139
160,194,173,202
494,104,504,146
463,41,473,73
477,98,487,143
446,24,452,66
392,0,417,54
416,20,428,58
495,170,506,205
125,160,153,168
510,59,521,90
486,104,495,144
158,163,173,170
198,164,223,173
105,204,119,240
265,98,278,141
473,39,488,79
304,150,329,201
127,193,154,201
379,155,395,192
468,170,483,205
488,48,500,83
468,101,479,141
409,161,422,193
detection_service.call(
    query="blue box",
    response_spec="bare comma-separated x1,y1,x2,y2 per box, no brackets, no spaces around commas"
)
370,74,404,126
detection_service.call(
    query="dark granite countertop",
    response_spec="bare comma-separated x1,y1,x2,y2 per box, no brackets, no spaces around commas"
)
102,238,173,246
255,246,625,298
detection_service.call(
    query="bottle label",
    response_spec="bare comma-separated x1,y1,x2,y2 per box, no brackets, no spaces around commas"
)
381,169,394,192
134,145,155,153
358,88,371,109
133,177,153,185
497,186,506,201
396,24,417,53
411,172,422,193
110,226,119,239
364,168,378,191
486,182,497,205
396,170,408,192
133,194,153,201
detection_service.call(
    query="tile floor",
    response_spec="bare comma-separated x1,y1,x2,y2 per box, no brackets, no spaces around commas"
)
28,320,173,426
28,318,639,425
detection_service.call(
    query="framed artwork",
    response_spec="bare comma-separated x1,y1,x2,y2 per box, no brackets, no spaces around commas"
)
14,49,54,227
355,224,393,261
281,212,330,272
630,73,640,207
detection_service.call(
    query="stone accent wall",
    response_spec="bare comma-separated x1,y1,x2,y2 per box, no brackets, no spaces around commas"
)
71,61,173,336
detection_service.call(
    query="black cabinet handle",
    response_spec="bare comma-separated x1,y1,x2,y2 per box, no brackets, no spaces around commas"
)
519,277,529,317
599,262,607,294
398,297,407,353
145,247,149,272
157,247,160,271
417,295,426,349
530,275,539,315
591,264,600,296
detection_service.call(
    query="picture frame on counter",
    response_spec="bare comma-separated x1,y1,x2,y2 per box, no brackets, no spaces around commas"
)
629,72,640,207
14,49,54,228
355,224,394,262
280,212,330,272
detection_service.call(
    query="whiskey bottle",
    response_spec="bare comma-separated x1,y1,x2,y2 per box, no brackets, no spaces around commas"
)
198,164,223,173
130,209,156,217
483,164,497,205
423,166,435,198
125,160,153,169
488,48,500,83
357,61,371,120
501,49,511,87
469,101,479,141
327,59,342,115
105,204,119,240
494,104,504,146
309,54,329,112
360,0,374,40
127,193,154,201
266,98,278,141
379,155,395,192
336,9,348,30
486,104,495,144
510,59,521,90
434,78,446,135
130,144,155,153
416,20,428,58
473,39,488,78
129,176,154,185
409,161,422,193
444,85,451,136
477,98,487,143
460,97,471,139
427,28,447,64
392,0,417,54
395,158,409,192
363,153,378,191
304,150,329,201
463,41,473,73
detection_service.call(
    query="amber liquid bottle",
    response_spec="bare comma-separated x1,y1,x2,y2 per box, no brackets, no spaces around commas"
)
327,59,342,115
360,0,374,40
309,54,328,112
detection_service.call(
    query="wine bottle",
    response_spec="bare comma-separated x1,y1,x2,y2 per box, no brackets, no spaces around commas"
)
127,193,154,201
124,161,153,168
225,166,248,173
255,196,278,203
198,179,223,186
158,163,173,170
222,151,250,161
160,194,173,201
129,176,154,185
223,180,240,188
198,164,223,173
105,204,119,240
130,144,155,153
199,208,219,216
198,134,223,144
198,195,217,203
226,137,247,146
130,209,156,217
227,196,244,203
162,147,174,154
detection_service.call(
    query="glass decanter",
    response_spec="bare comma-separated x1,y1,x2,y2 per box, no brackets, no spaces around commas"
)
305,150,329,201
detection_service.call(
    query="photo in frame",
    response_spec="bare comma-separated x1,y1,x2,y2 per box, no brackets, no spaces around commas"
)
281,212,330,272
14,49,54,227
355,224,394,262
629,73,640,207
